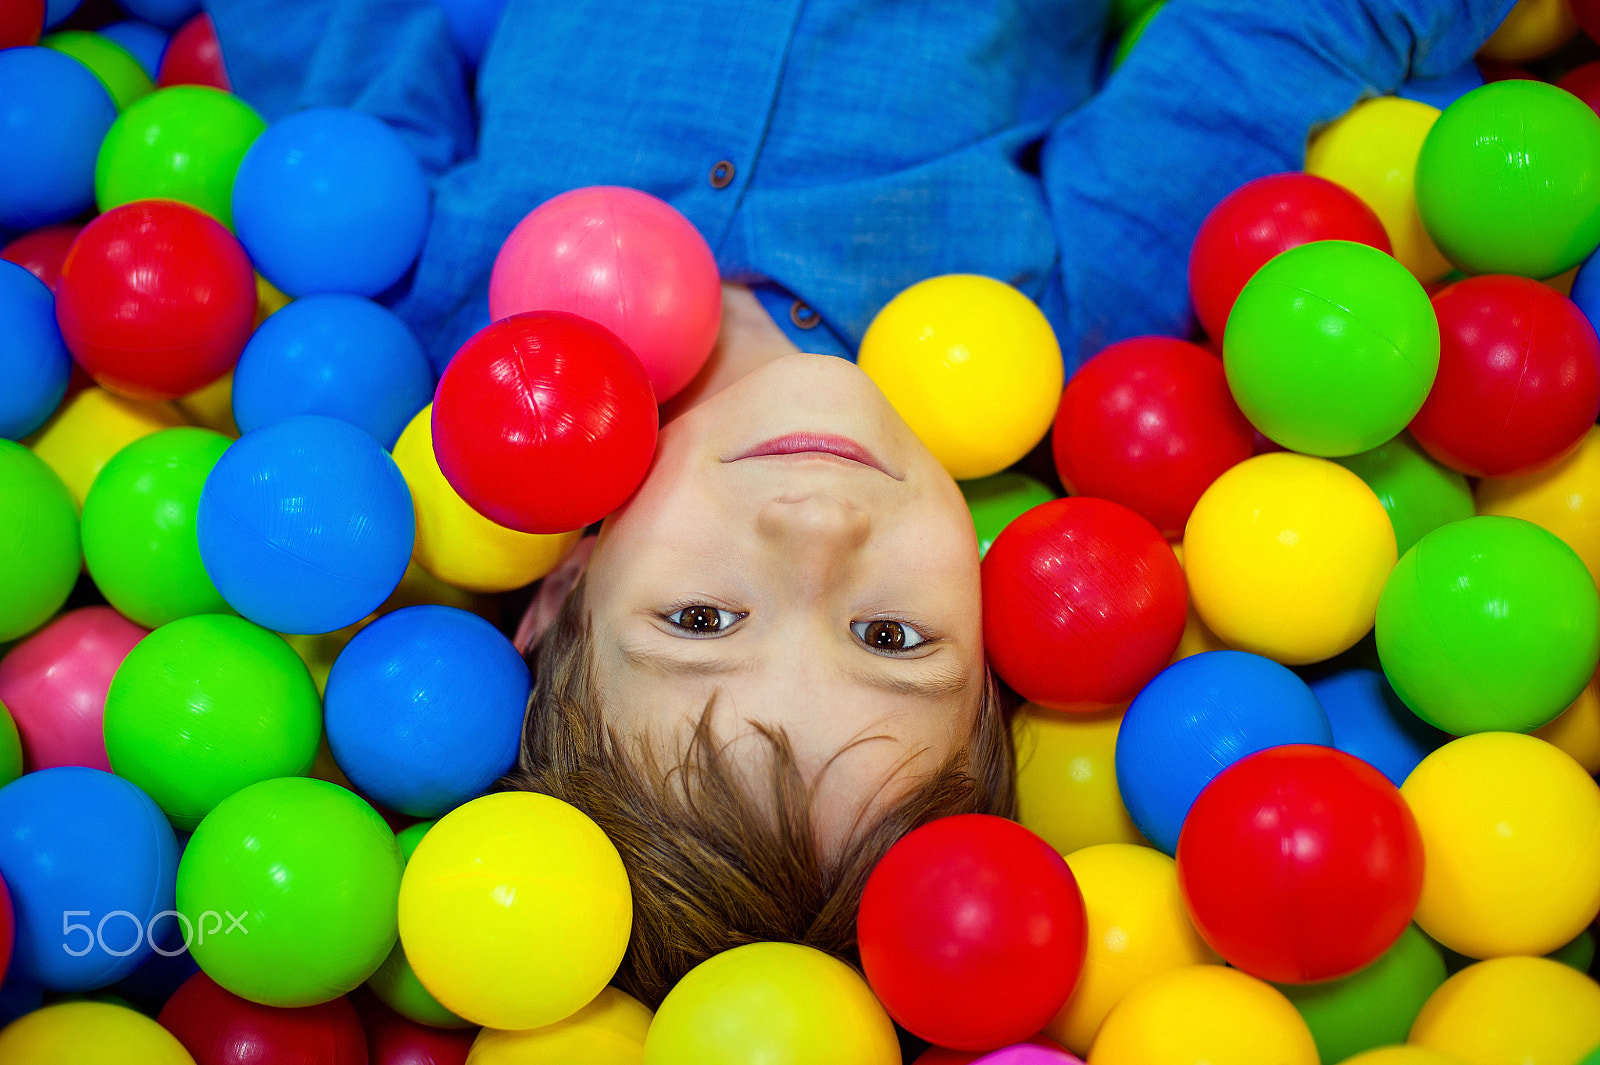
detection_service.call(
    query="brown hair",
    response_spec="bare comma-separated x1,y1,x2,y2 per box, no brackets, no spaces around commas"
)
498,574,1016,1008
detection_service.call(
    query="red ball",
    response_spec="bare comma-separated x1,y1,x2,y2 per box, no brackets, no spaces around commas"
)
432,311,658,534
55,200,256,402
1051,336,1255,539
1557,61,1600,119
1577,0,1600,42
0,224,80,291
0,872,13,987
1176,744,1424,984
351,990,475,1065
158,13,233,91
158,972,368,1065
0,0,42,49
981,496,1187,711
1188,172,1392,343
1410,275,1600,478
857,815,1087,1052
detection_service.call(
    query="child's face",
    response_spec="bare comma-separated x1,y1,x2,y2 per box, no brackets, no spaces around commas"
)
585,353,984,853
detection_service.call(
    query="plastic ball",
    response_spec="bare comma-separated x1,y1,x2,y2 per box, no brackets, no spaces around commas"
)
1416,81,1600,278
0,710,19,787
55,199,257,402
1411,276,1600,479
157,13,229,91
1401,733,1600,959
100,21,170,80
1,221,83,291
1558,60,1600,118
488,186,720,403
352,991,475,1065
0,46,116,230
95,85,264,227
1532,665,1600,774
197,414,415,635
1306,667,1448,788
397,791,631,1030
0,766,178,990
431,312,657,535
103,613,322,830
1333,432,1473,559
364,819,468,1030
233,108,428,299
1012,705,1146,857
1044,844,1219,1056
0,0,43,48
857,274,1063,481
1188,172,1391,342
43,29,154,110
1409,957,1600,1065
0,438,79,643
1479,0,1579,62
1115,650,1333,854
1306,95,1452,282
120,0,200,29
914,1037,1070,1065
158,972,367,1065
1051,336,1254,538
0,606,146,772
469,986,652,1064
232,294,433,448
1375,516,1600,734
0,259,70,439
645,942,897,1065
1170,542,1229,661
982,497,1187,711
178,777,403,1007
1183,452,1398,665
0,1001,196,1063
960,471,1056,558
857,814,1088,1051
1088,965,1317,1065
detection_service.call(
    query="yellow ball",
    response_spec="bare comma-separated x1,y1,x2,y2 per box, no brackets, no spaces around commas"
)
1088,964,1317,1065
254,272,292,325
397,791,633,1030
1344,1048,1472,1065
469,987,653,1064
1478,0,1579,62
1013,703,1148,857
0,1001,197,1064
644,942,899,1065
1045,844,1221,1055
1400,733,1600,959
1183,452,1397,666
1477,426,1600,591
174,369,239,438
1170,543,1228,662
1408,957,1600,1065
393,406,581,594
1306,95,1452,283
1533,665,1600,774
857,274,1063,480
28,387,186,507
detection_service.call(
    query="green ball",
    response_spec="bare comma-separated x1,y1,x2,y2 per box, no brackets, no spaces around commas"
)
1111,0,1163,70
103,613,322,830
0,701,22,787
1109,0,1161,29
959,471,1056,557
41,31,153,111
1416,80,1600,279
1334,432,1474,557
1376,515,1600,734
1278,924,1447,1064
1224,240,1440,457
82,427,234,629
177,777,403,1007
1547,928,1596,972
395,820,434,862
95,85,266,228
0,440,81,643
367,818,469,1028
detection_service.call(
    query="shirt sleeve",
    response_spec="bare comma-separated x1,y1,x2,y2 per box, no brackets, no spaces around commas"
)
1039,0,1520,370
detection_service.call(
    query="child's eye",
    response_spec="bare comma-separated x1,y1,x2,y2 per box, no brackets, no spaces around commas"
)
852,619,931,654
665,604,744,634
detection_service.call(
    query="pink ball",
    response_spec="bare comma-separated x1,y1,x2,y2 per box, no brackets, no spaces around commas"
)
488,186,721,403
0,606,147,771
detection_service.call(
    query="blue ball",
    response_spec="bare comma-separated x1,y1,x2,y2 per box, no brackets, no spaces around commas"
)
115,0,199,30
1398,59,1484,111
0,767,179,992
232,107,430,298
0,47,117,230
1115,650,1334,855
233,294,433,448
43,0,83,29
99,20,171,79
1306,667,1449,787
1571,245,1600,335
325,605,531,818
197,414,415,635
0,261,71,440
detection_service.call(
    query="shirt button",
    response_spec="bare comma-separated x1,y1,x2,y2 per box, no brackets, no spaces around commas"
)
790,300,819,329
709,160,736,189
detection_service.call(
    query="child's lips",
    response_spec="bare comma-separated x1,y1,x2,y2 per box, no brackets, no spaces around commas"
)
724,432,902,480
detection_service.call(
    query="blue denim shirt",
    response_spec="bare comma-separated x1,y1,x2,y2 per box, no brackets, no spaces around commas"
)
205,0,1515,374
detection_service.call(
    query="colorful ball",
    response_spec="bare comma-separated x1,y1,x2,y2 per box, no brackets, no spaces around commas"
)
0,0,43,48
178,777,403,1007
0,709,19,788
960,471,1056,558
55,199,257,402
1115,650,1333,855
0,259,70,440
233,108,428,299
982,497,1187,711
431,312,657,535
1012,705,1146,857
158,972,367,1065
28,386,186,506
1088,965,1316,1065
1416,80,1600,278
1183,452,1397,665
1375,516,1600,734
1533,665,1600,774
1051,336,1254,539
488,186,720,403
99,21,169,79
857,814,1088,1051
0,438,80,642
1479,0,1579,61
1170,542,1229,661
42,29,154,110
157,13,229,91
119,0,199,29
365,819,469,1029
353,991,475,1065
197,415,415,635
0,46,116,230
1408,957,1600,1065
469,986,652,1064
0,1001,196,1064
1333,432,1473,558
857,274,1063,481
1476,424,1600,589
103,613,322,830
1,221,83,291
1306,667,1448,788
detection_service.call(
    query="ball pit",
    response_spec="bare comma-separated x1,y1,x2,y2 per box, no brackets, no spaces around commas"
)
1011,704,1146,856
158,971,368,1064
0,258,71,440
1332,432,1473,558
1533,665,1600,774
158,13,229,91
469,986,652,1064
0,438,80,643
960,471,1057,557
100,21,169,79
0,710,19,787
1305,666,1448,787
353,989,475,1065
1088,965,1316,1065
43,29,155,111
1475,424,1600,588
1,221,83,291
366,817,468,1029
0,46,116,231
1478,0,1578,61
0,1001,196,1064
27,386,187,506
1408,957,1600,1065
0,1,43,49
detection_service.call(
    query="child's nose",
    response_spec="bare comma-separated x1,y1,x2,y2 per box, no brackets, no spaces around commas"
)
755,494,871,558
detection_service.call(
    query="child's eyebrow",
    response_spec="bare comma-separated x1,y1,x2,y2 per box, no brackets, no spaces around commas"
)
617,642,971,700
